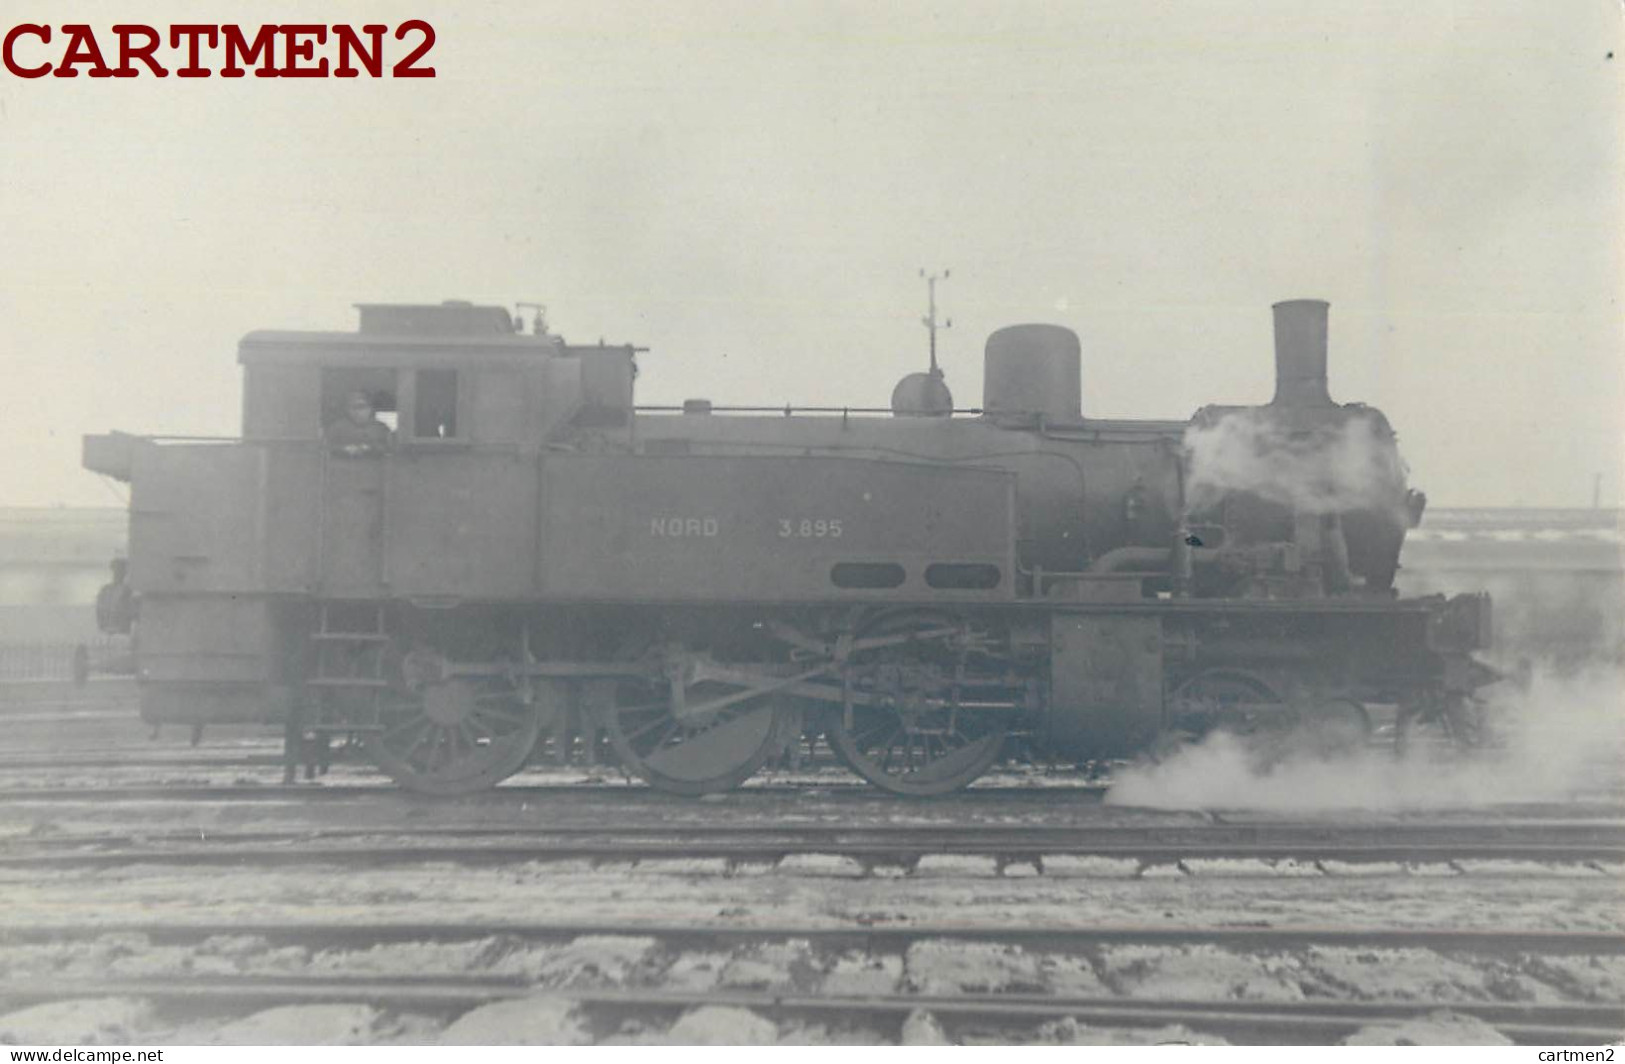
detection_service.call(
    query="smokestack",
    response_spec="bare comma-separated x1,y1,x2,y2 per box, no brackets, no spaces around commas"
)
1271,299,1332,406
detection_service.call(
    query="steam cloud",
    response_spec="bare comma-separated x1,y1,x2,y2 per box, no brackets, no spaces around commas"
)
1183,410,1403,517
1104,665,1625,812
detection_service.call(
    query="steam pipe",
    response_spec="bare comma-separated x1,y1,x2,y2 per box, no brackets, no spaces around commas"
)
1090,547,1172,574
1088,545,1219,574
1322,513,1352,594
1171,527,1194,597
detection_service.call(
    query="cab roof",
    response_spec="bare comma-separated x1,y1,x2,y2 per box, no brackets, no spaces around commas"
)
237,300,564,367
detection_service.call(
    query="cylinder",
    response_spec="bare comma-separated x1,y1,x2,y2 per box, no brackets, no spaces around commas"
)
1271,299,1332,406
983,324,1083,422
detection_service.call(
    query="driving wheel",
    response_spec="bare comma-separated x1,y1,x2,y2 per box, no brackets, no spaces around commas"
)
1162,668,1291,766
825,610,1009,797
1292,697,1372,758
603,669,796,797
366,675,541,796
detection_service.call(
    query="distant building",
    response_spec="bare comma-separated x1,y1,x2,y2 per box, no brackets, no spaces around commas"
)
0,507,126,643
1401,508,1624,667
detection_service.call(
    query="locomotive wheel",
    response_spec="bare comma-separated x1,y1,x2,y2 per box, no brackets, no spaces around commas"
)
828,703,1008,797
365,677,542,796
1168,671,1370,764
603,678,796,797
1293,697,1372,759
1168,669,1285,734
1396,692,1491,756
1163,668,1289,766
825,610,1009,797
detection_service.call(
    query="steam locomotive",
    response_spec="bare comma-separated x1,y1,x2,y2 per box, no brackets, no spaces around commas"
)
83,297,1492,796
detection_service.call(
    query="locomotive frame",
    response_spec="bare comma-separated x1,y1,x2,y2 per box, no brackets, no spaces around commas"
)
84,297,1493,796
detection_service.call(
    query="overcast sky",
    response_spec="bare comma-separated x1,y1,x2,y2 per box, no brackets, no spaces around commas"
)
2,0,1619,508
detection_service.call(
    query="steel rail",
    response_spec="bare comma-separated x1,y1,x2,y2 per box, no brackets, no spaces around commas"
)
0,754,289,770
3,780,1620,811
4,786,1623,867
5,919,1623,955
3,831,1622,869
0,782,1113,802
572,989,1625,1045
9,818,1625,849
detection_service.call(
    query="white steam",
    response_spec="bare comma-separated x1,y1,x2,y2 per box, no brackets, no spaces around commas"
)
1183,410,1403,517
1105,666,1625,812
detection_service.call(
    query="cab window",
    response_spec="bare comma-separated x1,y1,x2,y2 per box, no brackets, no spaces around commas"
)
414,369,458,438
319,369,398,433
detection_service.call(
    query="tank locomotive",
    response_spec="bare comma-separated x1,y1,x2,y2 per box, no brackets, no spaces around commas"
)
83,297,1492,795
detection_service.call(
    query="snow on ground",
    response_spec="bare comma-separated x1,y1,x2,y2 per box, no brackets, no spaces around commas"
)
4,933,1622,1044
662,1005,780,1044
775,854,866,877
718,940,812,991
9,924,1618,1043
1452,860,1608,878
1301,947,1569,1004
5,992,1589,1046
169,1005,385,1045
1099,944,1309,1001
516,935,660,989
1342,1010,1513,1046
1028,1017,1229,1045
899,1009,951,1045
904,940,1046,995
660,949,735,991
1181,858,1323,877
1516,955,1625,1002
912,855,1000,878
0,856,1618,936
824,951,905,995
0,998,153,1044
13,928,1593,1007
628,858,730,877
1040,855,1142,878
438,997,590,1044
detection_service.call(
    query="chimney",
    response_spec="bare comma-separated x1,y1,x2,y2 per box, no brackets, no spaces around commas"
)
1271,299,1332,406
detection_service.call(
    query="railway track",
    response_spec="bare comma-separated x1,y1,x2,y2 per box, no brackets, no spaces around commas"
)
7,919,1623,955
0,781,1119,805
3,924,1620,1044
0,754,290,771
4,820,1623,870
1,778,1620,811
0,744,1459,775
0,980,1614,1045
5,735,1619,1044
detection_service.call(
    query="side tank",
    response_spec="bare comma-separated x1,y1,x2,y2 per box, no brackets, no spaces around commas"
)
633,321,1188,581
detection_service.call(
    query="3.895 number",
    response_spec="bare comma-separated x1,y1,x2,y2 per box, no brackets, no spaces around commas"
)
778,518,842,538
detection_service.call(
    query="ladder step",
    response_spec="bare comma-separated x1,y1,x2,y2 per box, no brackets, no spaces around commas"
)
308,677,391,689
311,632,391,643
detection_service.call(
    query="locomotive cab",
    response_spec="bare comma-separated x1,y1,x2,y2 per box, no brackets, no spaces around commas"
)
239,300,635,447
81,301,642,727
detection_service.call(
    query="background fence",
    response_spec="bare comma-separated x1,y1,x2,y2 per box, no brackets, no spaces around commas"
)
0,637,133,683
